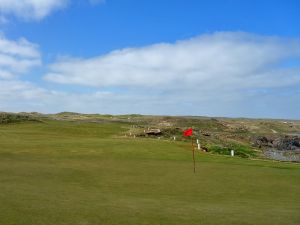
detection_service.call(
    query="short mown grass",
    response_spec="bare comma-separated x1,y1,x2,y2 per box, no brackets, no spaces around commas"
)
0,120,299,225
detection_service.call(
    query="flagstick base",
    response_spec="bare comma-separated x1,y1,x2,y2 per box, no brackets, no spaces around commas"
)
192,137,195,173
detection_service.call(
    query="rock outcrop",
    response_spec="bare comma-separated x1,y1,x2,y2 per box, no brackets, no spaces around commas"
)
253,136,300,151
253,135,300,162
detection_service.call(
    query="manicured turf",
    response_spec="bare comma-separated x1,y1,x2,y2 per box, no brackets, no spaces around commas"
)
0,120,299,225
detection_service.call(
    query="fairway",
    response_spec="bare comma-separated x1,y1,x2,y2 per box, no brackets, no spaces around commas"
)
0,120,300,225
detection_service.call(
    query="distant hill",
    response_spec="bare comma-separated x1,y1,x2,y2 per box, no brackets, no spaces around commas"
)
1,111,300,162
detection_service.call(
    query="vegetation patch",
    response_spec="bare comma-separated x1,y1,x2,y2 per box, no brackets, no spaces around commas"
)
208,143,256,158
0,112,40,124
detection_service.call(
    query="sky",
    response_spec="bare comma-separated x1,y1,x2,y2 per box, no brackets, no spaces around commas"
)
0,0,300,119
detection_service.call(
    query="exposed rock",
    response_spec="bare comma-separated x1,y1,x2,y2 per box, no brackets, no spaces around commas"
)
201,131,211,136
146,128,162,135
253,135,300,151
253,135,300,162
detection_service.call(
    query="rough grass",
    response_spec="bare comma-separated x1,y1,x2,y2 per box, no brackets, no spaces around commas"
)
0,120,300,225
208,143,256,158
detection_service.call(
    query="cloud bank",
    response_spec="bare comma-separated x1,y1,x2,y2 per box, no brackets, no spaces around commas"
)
45,32,300,90
1,32,300,118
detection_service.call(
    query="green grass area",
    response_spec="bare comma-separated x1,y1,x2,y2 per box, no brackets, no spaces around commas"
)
208,143,256,158
0,120,300,225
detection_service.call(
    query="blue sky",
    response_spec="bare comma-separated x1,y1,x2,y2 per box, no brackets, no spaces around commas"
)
0,0,300,119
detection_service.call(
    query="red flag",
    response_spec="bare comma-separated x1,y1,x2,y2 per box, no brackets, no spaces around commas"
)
183,128,193,137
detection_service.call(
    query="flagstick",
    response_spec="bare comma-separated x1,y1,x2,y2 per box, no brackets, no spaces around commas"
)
191,137,195,173
183,128,195,173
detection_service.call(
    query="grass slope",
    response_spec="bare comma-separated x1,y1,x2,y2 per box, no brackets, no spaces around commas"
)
0,120,299,225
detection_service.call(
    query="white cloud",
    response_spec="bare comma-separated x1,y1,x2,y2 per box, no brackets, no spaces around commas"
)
0,0,69,20
0,79,120,114
0,35,41,79
0,36,40,57
45,32,300,90
0,0,106,21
